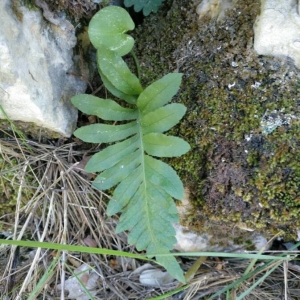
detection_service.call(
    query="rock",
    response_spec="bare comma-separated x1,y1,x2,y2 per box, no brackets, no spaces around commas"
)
260,109,300,135
134,0,300,246
254,0,300,68
174,188,269,252
174,223,211,252
139,268,174,287
173,223,268,252
0,0,86,137
196,0,237,21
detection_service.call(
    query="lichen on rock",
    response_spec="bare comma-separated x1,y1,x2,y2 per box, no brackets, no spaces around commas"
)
133,0,300,242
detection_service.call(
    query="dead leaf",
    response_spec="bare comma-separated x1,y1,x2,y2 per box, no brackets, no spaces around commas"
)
88,115,97,124
57,264,99,300
139,268,174,287
83,235,97,248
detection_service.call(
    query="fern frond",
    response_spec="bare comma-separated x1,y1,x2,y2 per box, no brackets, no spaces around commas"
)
74,122,138,143
97,46,143,99
124,0,165,16
72,95,138,121
72,6,190,283
88,6,135,56
73,73,189,283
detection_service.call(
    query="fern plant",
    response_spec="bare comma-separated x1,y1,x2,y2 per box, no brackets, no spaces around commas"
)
124,0,164,16
72,6,190,283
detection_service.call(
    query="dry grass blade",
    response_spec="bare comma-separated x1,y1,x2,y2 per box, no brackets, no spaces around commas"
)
172,255,300,300
1,136,300,299
0,137,174,299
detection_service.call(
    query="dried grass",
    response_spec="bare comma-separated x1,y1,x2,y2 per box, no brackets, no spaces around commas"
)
176,258,300,300
0,136,164,299
1,135,300,299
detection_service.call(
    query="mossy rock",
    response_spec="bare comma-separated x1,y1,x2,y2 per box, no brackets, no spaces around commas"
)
133,0,300,241
0,119,62,140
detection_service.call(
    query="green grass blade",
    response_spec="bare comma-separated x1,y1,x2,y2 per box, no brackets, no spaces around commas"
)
0,239,152,260
236,261,282,300
0,104,32,152
155,251,294,260
27,251,60,300
208,260,275,299
64,263,96,300
148,284,190,300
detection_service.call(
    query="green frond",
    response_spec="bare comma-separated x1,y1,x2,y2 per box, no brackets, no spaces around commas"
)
97,46,143,96
137,73,182,115
124,0,165,16
143,133,190,157
144,156,184,200
72,6,190,283
99,70,138,104
74,122,138,143
85,135,139,172
72,94,138,121
141,103,186,133
88,5,135,56
93,150,141,190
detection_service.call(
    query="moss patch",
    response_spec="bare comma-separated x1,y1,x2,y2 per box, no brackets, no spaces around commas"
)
133,0,300,240
0,155,35,215
0,119,62,140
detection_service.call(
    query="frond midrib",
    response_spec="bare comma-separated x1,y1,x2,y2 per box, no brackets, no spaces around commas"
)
137,109,157,248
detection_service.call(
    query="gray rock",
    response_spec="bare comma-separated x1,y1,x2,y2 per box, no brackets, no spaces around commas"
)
0,0,86,137
133,0,300,249
254,0,300,68
196,0,237,21
173,222,268,252
139,268,174,287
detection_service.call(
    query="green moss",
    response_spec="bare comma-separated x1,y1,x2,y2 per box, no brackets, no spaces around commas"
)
133,0,300,240
0,119,61,140
0,156,35,214
22,0,38,10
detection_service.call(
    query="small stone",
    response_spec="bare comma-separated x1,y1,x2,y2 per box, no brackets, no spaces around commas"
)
139,269,174,287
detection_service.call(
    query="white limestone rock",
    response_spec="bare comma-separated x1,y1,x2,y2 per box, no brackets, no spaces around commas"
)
173,223,212,252
174,191,269,252
196,0,237,21
254,0,300,69
173,223,269,252
139,269,174,287
0,0,86,137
